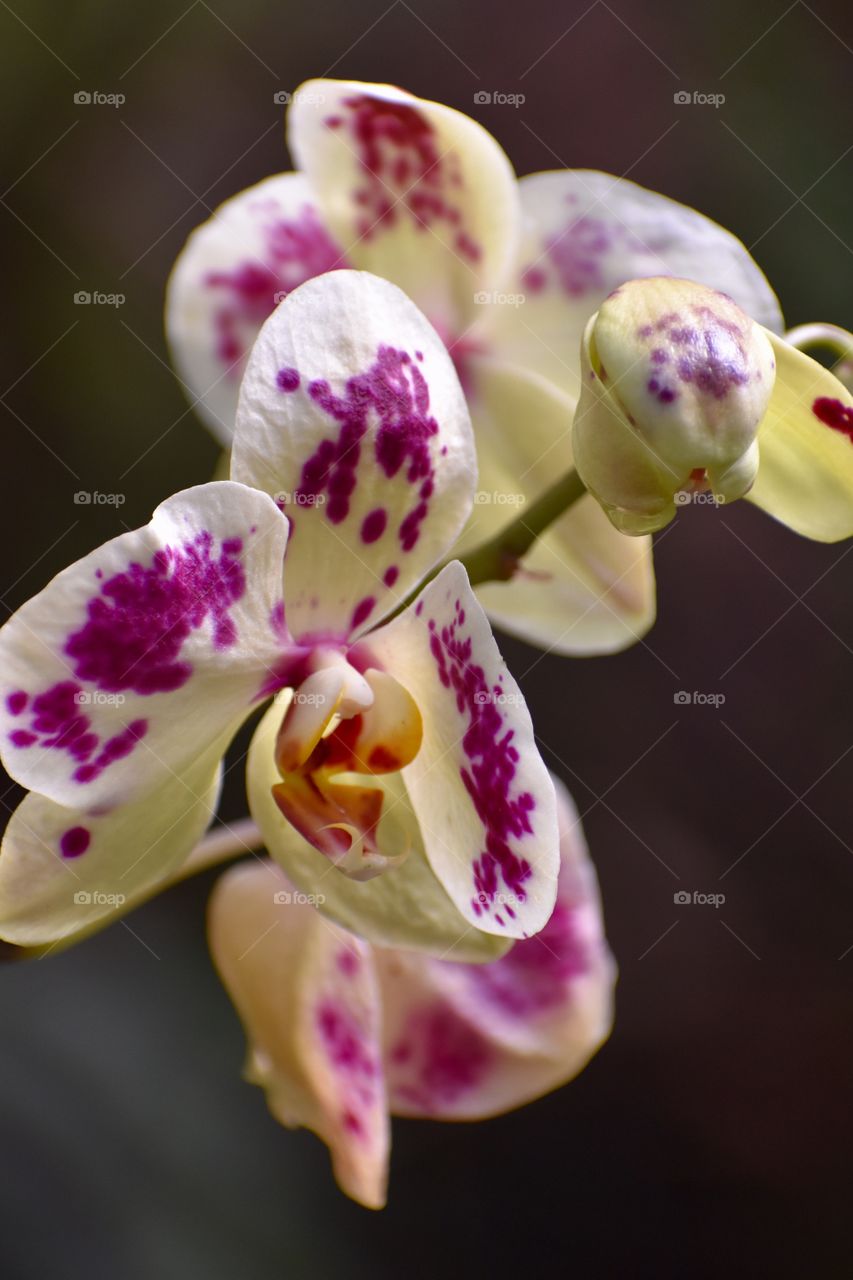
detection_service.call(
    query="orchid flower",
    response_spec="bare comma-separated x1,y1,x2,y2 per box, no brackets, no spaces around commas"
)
166,77,784,656
574,277,853,538
0,271,559,958
209,774,613,1209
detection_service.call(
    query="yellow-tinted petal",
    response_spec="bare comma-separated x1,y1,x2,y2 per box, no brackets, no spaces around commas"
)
748,331,853,541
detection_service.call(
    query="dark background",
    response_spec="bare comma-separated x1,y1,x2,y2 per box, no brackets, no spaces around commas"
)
1,0,852,1275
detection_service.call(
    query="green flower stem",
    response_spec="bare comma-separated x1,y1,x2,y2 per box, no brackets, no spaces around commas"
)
394,467,588,618
785,323,853,390
459,467,588,586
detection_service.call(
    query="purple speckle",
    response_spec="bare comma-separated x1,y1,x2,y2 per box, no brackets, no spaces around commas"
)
350,596,376,632
676,325,749,399
334,94,481,262
6,691,27,716
205,205,346,374
276,366,300,392
7,677,150,785
7,531,247,785
459,899,588,1017
60,825,90,859
360,507,387,544
426,597,535,919
292,345,440,552
269,600,286,639
337,949,360,977
813,396,853,441
389,1002,493,1113
521,265,546,293
64,531,245,695
383,565,399,588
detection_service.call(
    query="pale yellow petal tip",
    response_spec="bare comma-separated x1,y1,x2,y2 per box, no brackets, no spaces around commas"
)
330,1146,389,1211
748,331,853,542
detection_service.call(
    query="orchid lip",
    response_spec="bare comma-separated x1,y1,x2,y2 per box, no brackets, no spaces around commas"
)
270,658,423,879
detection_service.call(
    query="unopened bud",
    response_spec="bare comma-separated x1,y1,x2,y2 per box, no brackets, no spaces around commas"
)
573,278,776,534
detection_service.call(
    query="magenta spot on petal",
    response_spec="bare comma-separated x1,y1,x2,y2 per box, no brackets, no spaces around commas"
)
350,596,376,632
521,265,546,293
10,532,246,785
269,600,286,639
458,898,589,1017
337,949,360,977
276,366,300,392
338,94,481,261
205,205,346,375
389,1002,493,1112
360,507,387,544
10,729,36,747
673,314,750,399
426,596,535,919
540,216,644,298
316,1000,377,1085
63,531,246,695
290,345,440,549
60,825,90,859
813,396,853,441
383,565,399,588
6,691,27,716
342,1109,363,1135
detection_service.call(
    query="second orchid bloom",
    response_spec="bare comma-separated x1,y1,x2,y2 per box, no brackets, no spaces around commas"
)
0,272,560,957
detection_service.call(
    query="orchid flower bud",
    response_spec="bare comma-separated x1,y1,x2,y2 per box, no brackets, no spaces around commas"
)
573,278,777,534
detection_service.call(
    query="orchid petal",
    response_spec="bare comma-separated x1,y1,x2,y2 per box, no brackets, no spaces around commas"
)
377,775,614,1118
166,173,348,443
460,358,655,654
364,561,560,939
484,170,783,402
287,79,520,338
246,701,509,961
0,483,289,810
0,746,223,945
748,332,853,541
209,860,388,1209
232,270,475,641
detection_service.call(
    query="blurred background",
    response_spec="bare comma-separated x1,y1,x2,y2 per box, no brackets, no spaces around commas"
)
1,0,852,1275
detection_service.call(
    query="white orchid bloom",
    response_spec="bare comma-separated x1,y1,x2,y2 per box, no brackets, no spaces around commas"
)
166,78,783,656
0,272,559,959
